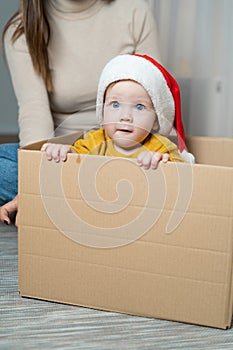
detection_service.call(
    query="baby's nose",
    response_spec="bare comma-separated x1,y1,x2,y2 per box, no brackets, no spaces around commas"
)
120,105,133,122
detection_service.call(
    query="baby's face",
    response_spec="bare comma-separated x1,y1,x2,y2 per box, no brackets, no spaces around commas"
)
103,80,157,152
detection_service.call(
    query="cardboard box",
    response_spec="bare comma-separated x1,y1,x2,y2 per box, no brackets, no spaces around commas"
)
18,134,233,329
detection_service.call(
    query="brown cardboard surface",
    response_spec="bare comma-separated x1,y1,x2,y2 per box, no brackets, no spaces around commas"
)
18,135,233,329
186,136,233,166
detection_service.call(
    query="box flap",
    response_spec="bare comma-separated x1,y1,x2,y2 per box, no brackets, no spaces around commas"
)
21,131,84,151
186,136,233,167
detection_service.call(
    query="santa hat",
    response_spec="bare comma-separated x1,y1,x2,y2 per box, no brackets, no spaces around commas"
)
96,54,194,162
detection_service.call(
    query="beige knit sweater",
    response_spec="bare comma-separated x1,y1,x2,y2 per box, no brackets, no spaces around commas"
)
4,0,161,146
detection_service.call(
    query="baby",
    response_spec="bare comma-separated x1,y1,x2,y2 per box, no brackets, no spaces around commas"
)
41,54,192,169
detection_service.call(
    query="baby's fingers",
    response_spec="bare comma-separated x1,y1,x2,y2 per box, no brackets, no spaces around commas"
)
137,151,145,166
150,152,163,169
41,143,72,162
41,143,55,161
41,143,49,152
137,151,153,170
161,153,170,163
137,152,170,170
51,145,62,162
41,143,59,161
60,146,72,162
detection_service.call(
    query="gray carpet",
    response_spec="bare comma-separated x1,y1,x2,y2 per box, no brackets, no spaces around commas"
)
1,222,233,350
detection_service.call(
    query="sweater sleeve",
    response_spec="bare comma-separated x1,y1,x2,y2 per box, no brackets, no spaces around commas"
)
129,1,162,63
71,128,107,154
4,25,54,146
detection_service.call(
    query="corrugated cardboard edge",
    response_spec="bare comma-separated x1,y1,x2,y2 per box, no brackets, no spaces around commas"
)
227,215,233,328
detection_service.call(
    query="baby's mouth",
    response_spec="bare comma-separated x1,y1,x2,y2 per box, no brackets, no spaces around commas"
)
117,124,133,133
118,129,132,133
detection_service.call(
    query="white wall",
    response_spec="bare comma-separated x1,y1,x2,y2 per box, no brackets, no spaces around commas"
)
152,0,233,138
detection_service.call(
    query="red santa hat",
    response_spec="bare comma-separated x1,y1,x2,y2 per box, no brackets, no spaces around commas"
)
96,54,193,161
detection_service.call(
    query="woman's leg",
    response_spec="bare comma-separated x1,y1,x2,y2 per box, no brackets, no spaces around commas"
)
0,143,19,206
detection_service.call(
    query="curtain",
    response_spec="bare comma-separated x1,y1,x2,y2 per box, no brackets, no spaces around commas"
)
148,0,233,138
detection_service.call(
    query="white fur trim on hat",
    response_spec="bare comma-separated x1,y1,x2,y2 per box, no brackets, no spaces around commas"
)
96,54,175,136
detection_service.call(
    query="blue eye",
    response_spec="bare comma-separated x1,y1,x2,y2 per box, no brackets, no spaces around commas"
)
136,104,145,111
112,101,120,108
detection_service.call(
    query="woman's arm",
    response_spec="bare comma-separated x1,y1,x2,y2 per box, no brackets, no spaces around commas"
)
4,25,54,146
130,0,162,62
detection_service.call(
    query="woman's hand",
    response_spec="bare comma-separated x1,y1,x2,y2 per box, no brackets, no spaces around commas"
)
0,195,18,227
137,151,169,170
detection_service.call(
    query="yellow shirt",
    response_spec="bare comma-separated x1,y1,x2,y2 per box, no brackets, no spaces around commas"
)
71,128,185,162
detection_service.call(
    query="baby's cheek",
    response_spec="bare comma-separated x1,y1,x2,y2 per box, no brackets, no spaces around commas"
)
135,117,154,132
104,123,116,137
135,126,150,139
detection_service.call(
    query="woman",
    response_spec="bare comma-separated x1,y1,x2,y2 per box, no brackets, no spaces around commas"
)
0,0,161,225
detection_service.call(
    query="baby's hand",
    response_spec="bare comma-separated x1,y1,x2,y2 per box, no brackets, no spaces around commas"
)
137,151,169,170
41,143,74,162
